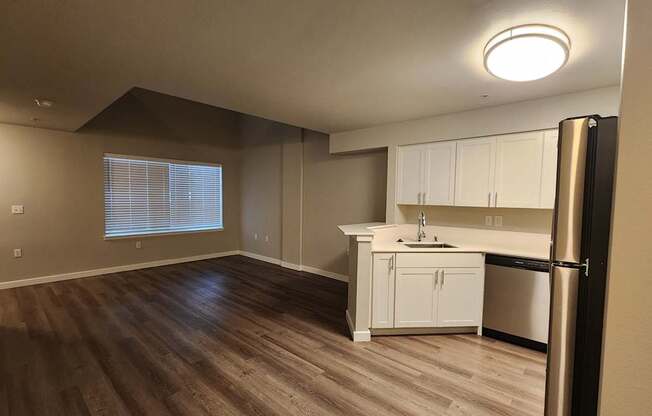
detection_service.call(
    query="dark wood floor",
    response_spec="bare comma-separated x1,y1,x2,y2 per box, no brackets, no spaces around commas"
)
0,255,546,416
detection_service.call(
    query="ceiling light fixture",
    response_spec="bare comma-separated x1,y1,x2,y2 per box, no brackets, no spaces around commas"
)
484,24,570,82
34,98,55,108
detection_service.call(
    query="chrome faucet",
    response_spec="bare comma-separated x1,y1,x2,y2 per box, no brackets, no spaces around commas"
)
417,211,426,241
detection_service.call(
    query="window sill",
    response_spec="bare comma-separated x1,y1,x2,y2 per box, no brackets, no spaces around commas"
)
104,227,224,240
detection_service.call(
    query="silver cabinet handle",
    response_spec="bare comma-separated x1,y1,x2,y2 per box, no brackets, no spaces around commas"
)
441,270,445,289
434,270,439,288
417,192,421,205
388,255,394,270
488,192,491,207
495,192,498,207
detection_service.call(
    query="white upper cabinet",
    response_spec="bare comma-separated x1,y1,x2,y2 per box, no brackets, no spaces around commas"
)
494,132,545,208
397,142,456,206
396,144,425,205
454,137,497,207
395,129,558,209
423,141,456,206
540,130,559,209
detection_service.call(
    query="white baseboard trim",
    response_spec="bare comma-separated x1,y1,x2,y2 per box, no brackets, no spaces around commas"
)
238,251,349,282
280,261,302,271
301,265,349,282
0,250,239,290
238,251,282,265
1,249,349,290
346,309,371,342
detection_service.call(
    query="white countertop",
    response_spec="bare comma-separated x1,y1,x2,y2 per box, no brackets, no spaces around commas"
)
372,241,549,261
339,222,550,261
337,222,386,236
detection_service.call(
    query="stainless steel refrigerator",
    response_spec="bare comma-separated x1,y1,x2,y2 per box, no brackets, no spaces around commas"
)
545,115,618,416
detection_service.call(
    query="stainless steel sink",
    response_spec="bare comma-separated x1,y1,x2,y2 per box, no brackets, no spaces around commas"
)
403,243,457,249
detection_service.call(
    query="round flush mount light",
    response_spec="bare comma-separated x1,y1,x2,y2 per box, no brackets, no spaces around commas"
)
34,98,55,108
484,24,570,82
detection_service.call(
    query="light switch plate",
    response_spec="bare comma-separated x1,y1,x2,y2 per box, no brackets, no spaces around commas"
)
484,216,493,226
11,205,24,214
494,216,503,227
135,241,142,249
13,248,22,258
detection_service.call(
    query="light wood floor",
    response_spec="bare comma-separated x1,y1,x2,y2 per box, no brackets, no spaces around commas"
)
0,255,546,416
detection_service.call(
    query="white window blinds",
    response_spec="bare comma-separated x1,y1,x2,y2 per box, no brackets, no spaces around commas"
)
103,155,223,238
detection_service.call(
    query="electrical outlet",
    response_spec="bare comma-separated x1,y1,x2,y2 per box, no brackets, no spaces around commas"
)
135,241,142,249
265,234,269,242
484,216,493,226
494,216,503,227
13,248,22,258
254,233,258,240
11,205,24,214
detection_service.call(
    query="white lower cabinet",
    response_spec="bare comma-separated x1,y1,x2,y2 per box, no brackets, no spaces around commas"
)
371,252,484,330
436,268,483,327
394,268,438,327
371,253,396,328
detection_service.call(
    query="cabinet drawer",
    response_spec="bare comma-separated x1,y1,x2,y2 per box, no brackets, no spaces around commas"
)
396,252,484,268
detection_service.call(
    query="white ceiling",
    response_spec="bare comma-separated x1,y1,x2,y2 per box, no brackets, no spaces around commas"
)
0,0,625,133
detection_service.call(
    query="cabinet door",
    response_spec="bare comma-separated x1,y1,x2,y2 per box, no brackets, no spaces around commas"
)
494,132,545,208
394,268,438,328
540,130,559,209
397,144,425,205
371,254,396,329
424,141,456,206
437,268,483,327
454,137,497,207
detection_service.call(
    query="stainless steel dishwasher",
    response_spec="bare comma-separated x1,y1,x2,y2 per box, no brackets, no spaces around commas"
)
483,254,550,351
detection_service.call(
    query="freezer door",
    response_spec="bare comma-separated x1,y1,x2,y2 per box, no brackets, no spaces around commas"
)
545,265,580,416
552,118,590,264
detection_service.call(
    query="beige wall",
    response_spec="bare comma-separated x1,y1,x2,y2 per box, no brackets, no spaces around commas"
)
281,131,304,266
330,86,621,153
600,0,652,413
398,206,552,235
0,89,242,283
238,118,387,276
238,116,292,260
238,115,308,266
302,130,387,275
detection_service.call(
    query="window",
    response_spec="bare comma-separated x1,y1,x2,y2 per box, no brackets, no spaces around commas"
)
103,154,223,238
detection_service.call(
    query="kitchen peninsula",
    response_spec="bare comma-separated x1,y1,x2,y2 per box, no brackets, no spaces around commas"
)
339,222,550,342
